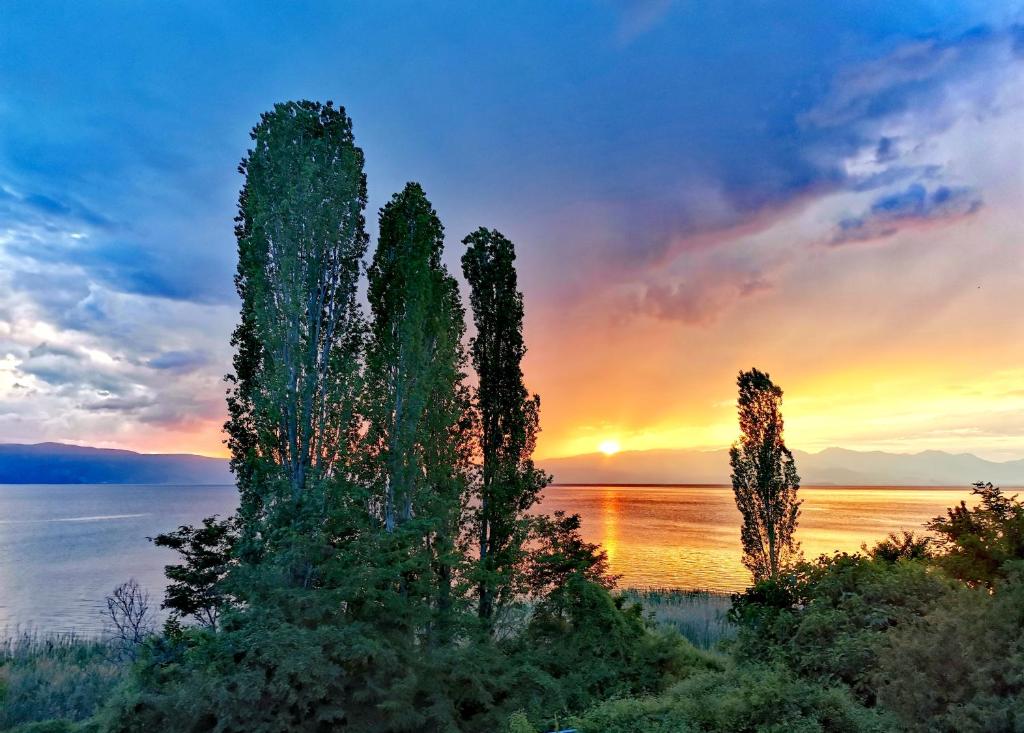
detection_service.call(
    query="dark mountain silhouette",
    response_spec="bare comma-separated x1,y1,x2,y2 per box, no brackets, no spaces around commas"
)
0,442,232,484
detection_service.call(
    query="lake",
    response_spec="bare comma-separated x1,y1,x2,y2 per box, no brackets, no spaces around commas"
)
0,483,976,634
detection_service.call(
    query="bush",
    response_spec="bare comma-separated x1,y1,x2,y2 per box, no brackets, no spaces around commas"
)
729,553,954,702
572,664,892,732
928,482,1024,588
519,577,722,726
875,563,1024,732
97,579,716,733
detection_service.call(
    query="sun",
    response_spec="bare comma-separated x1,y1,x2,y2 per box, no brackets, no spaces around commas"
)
598,439,621,456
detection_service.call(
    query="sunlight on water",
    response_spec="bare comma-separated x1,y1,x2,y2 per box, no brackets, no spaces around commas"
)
0,483,982,633
538,485,981,591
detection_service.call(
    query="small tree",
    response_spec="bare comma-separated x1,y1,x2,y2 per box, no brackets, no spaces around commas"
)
151,515,236,628
105,579,154,660
729,368,801,582
928,481,1024,588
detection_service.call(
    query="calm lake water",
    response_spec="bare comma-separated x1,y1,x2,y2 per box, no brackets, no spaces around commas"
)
0,483,977,634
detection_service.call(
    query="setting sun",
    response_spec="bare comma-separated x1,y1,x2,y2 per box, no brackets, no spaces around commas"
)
599,439,621,456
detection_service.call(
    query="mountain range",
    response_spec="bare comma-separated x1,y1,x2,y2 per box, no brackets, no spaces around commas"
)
1,442,1022,487
543,447,1024,486
0,442,232,485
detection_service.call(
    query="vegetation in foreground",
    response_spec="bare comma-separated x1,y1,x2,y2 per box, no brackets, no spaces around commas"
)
0,632,125,731
5,100,1024,732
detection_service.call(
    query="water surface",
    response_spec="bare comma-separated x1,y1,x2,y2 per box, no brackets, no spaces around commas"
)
0,483,976,633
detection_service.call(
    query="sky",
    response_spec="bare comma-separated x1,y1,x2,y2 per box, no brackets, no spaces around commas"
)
2,1,1024,461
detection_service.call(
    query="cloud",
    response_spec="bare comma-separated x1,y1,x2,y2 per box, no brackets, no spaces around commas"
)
79,395,156,413
636,275,773,325
147,349,210,373
831,184,983,245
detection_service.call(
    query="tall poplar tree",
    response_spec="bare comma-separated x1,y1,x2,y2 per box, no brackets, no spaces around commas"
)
462,227,549,622
729,368,801,582
225,101,368,570
363,183,470,626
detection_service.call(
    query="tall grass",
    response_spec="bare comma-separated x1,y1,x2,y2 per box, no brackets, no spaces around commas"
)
0,630,126,731
624,587,736,649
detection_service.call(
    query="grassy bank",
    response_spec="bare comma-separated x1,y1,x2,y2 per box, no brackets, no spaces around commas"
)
0,631,127,731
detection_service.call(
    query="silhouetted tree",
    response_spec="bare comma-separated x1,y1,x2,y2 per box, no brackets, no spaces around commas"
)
867,530,932,563
462,228,549,623
729,368,801,582
151,516,236,628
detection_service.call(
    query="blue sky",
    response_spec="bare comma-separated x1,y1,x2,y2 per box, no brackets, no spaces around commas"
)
2,2,1024,458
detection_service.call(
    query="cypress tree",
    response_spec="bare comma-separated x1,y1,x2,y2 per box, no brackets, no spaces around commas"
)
225,100,368,572
729,368,801,582
461,227,549,623
363,183,471,628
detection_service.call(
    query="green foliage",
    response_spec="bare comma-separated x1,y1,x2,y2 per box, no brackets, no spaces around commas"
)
865,531,932,563
98,583,706,733
151,515,236,628
462,228,550,622
730,552,954,703
227,99,368,570
519,578,722,724
527,511,616,600
506,711,535,733
8,722,99,733
874,563,1024,732
928,481,1024,588
729,368,801,582
572,664,891,733
0,632,125,731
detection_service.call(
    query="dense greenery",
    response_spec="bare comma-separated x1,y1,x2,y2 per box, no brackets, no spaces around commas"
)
88,100,692,732
8,101,1024,732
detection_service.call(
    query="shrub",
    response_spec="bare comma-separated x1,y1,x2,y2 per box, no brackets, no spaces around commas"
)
520,577,722,726
875,563,1024,732
729,553,954,702
572,664,893,733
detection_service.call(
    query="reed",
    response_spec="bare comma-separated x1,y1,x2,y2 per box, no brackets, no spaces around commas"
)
623,587,736,649
0,629,126,730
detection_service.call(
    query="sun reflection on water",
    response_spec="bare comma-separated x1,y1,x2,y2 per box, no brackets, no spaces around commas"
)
538,485,979,591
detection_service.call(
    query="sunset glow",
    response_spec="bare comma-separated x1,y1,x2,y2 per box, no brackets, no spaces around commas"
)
599,439,621,456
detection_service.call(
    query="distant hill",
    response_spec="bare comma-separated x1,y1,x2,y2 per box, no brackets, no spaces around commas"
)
542,446,1024,487
5,441,1022,487
0,443,232,485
